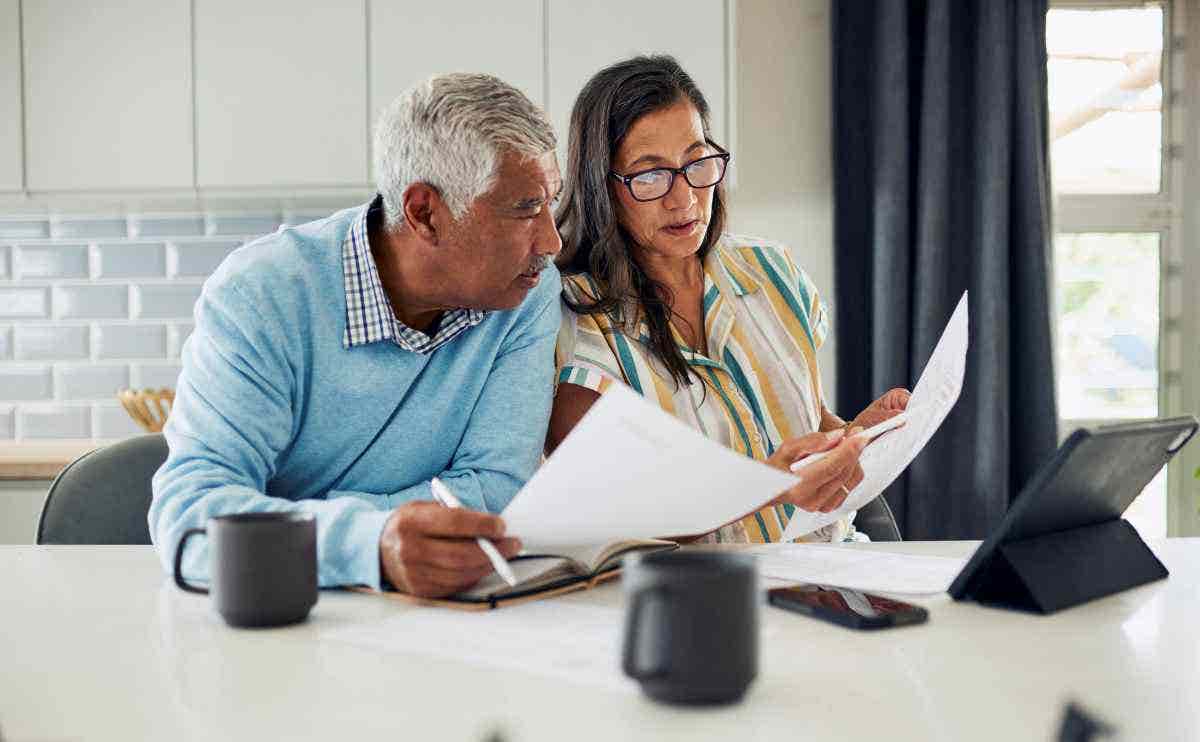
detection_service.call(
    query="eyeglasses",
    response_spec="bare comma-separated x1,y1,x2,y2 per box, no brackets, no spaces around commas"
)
609,145,731,202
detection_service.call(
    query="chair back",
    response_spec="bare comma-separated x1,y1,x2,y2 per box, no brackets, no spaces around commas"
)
855,495,902,542
36,433,168,545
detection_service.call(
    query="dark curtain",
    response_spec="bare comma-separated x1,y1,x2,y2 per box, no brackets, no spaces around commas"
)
833,0,1059,539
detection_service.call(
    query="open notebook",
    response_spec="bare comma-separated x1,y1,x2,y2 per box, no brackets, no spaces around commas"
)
361,539,678,610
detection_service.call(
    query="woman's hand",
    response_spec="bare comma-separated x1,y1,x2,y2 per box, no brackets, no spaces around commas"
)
849,387,911,430
765,429,869,513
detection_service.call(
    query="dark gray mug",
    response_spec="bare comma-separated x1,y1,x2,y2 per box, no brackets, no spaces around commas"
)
173,512,317,628
622,550,758,705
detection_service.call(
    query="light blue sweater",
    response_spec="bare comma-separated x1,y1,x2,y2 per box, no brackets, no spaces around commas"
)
150,204,561,589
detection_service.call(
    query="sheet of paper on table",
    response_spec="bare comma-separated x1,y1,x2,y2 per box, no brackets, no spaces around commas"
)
748,544,967,595
780,291,971,542
321,601,636,693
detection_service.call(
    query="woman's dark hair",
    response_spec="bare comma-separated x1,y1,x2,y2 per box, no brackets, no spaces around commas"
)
555,54,728,389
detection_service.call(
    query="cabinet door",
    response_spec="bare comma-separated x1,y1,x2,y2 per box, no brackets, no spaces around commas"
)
0,0,20,192
368,0,543,181
195,0,368,188
547,0,728,154
23,0,193,190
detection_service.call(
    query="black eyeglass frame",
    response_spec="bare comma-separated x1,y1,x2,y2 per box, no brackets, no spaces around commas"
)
608,142,732,202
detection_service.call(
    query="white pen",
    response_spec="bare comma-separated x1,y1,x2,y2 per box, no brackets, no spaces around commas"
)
429,476,519,588
790,411,910,473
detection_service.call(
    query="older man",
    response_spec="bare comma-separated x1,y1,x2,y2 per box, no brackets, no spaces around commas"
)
151,74,562,598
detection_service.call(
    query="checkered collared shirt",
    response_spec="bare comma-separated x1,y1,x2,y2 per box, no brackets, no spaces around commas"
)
342,196,485,353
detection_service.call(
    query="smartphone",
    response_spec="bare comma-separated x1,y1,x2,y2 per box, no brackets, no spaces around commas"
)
767,584,929,630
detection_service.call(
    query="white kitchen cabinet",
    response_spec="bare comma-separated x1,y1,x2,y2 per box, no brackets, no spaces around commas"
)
0,0,21,192
195,0,368,188
368,0,544,181
23,0,193,190
546,0,728,157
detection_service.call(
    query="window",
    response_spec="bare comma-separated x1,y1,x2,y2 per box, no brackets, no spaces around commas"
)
1047,1,1189,537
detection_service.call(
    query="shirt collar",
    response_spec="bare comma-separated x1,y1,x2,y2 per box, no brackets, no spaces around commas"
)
342,195,485,353
710,244,762,297
632,244,761,348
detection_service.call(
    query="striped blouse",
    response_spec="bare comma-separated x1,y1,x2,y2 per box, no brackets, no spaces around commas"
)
554,235,853,544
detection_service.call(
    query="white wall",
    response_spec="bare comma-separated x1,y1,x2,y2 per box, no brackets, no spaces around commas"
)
729,0,837,405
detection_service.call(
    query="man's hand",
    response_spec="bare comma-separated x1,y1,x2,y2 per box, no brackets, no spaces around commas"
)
378,501,522,598
766,429,869,513
850,387,911,430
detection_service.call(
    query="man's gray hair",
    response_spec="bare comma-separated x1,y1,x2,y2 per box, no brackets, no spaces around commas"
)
374,73,557,227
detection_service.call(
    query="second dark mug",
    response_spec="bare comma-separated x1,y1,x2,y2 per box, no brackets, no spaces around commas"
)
173,512,317,628
622,550,759,705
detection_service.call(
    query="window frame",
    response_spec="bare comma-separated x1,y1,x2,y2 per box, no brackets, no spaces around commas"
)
1048,0,1198,536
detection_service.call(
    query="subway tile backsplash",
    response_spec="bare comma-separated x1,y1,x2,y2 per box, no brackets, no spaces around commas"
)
55,285,129,319
15,325,90,361
133,284,203,320
16,245,90,279
95,242,167,278
19,405,91,438
0,205,358,440
0,287,50,318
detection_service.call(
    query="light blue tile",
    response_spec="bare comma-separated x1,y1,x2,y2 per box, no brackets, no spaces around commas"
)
95,324,167,360
170,323,195,358
95,242,166,278
207,214,281,237
133,363,182,389
0,219,50,239
0,406,12,438
15,325,89,360
0,367,53,401
132,216,205,238
50,218,128,240
15,244,89,279
0,288,50,318
55,285,129,319
134,284,201,319
94,404,144,438
57,365,129,400
19,406,90,438
172,240,241,277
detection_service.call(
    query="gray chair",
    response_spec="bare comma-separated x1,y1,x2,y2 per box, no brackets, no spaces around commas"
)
36,433,168,545
855,495,902,542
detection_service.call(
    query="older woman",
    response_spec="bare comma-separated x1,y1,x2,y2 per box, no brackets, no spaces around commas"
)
548,56,909,543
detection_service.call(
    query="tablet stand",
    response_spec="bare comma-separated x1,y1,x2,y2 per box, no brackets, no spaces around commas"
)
967,518,1167,614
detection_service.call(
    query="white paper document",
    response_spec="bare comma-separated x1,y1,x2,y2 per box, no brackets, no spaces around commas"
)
501,382,799,552
780,291,970,542
504,292,968,548
748,544,967,595
322,602,635,693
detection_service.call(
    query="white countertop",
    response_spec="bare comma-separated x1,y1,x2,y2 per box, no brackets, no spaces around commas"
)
1,540,1194,741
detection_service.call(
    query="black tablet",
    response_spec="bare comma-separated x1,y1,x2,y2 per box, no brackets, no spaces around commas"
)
949,416,1198,608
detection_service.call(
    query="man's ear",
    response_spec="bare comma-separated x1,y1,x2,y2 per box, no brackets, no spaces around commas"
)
400,183,444,244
